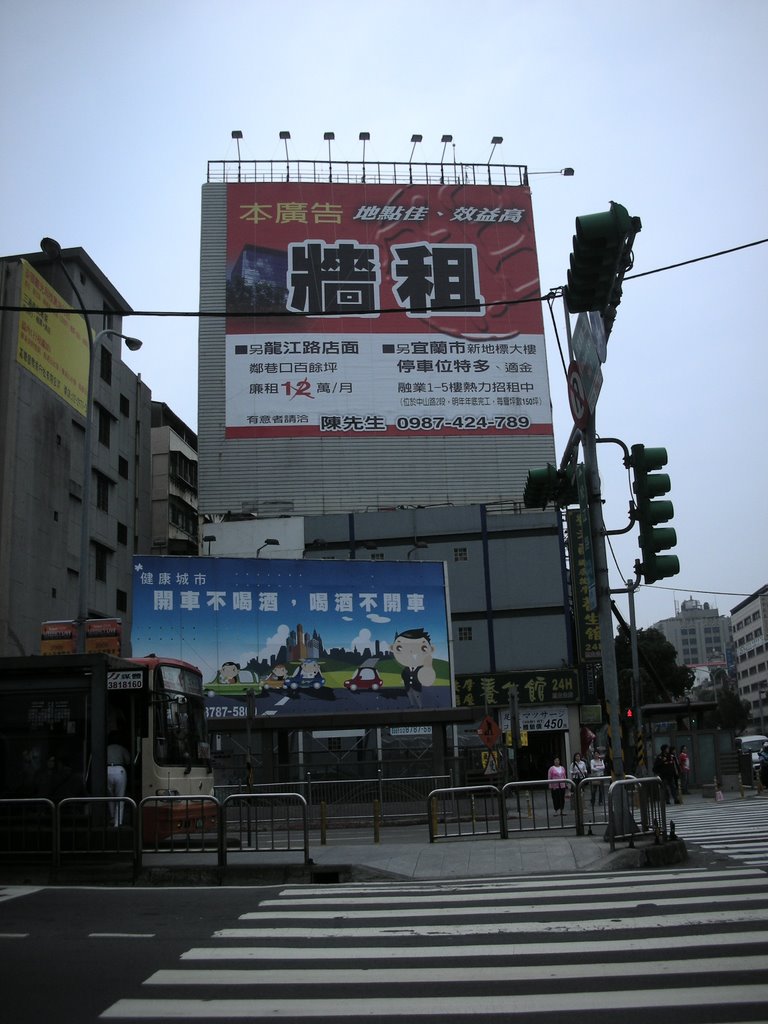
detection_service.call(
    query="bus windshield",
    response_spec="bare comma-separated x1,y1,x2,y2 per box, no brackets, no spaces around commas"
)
152,664,210,768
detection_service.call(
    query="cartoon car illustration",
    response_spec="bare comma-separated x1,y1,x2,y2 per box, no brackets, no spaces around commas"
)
343,658,383,692
285,659,325,690
260,663,288,691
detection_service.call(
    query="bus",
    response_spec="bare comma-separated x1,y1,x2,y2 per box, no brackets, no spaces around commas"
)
0,652,215,841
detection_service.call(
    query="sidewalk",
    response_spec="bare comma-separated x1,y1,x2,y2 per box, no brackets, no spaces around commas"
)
137,786,757,885
136,821,660,886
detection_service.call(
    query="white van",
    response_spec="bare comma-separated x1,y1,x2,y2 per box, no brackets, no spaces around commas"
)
735,734,768,779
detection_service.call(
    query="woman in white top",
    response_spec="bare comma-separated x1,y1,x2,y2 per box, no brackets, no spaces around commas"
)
589,749,606,806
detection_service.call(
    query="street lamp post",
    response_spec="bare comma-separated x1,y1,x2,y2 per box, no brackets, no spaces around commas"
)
40,238,142,653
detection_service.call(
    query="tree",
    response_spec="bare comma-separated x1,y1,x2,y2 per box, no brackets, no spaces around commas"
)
709,687,750,732
614,626,693,711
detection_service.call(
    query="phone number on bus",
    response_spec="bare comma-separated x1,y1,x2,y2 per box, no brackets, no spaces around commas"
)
395,415,531,431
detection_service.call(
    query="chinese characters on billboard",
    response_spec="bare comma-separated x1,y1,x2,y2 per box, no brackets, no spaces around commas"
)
17,260,89,416
131,556,452,720
224,182,552,440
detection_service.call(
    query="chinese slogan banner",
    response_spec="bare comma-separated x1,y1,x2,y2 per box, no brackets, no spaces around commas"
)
224,182,552,440
131,556,452,720
455,669,580,709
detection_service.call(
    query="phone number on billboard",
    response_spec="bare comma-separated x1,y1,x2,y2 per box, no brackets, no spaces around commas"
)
206,705,248,718
396,416,531,431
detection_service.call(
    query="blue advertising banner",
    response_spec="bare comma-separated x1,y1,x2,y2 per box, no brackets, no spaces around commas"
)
131,556,452,720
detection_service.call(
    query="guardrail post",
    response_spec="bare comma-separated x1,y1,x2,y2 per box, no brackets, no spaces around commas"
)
373,799,381,844
320,800,328,845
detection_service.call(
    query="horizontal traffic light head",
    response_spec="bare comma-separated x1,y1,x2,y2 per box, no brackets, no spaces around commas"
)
640,525,678,553
563,202,642,316
640,553,680,585
523,464,578,510
574,203,633,246
629,445,668,473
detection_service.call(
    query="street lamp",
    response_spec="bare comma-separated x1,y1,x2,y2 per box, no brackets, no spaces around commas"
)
40,237,143,653
323,131,334,181
257,538,280,557
440,134,453,183
279,130,291,179
231,130,243,180
487,136,503,163
359,131,370,181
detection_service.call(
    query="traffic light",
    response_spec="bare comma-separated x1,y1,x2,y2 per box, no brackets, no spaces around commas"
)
563,202,642,332
629,444,680,584
626,708,634,720
523,464,578,510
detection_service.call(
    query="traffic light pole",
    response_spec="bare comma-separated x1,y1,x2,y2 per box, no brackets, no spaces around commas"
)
582,415,625,780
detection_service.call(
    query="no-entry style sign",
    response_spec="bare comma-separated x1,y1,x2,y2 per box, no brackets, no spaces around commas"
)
478,715,502,749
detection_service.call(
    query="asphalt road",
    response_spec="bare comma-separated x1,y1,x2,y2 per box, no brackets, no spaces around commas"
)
3,863,768,1023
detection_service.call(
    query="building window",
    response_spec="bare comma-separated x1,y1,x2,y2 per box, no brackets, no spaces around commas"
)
371,552,385,560
117,522,128,545
116,589,127,612
98,406,111,447
453,546,468,561
118,456,129,479
457,626,473,641
94,543,109,582
120,394,130,417
100,345,112,385
169,496,197,537
95,472,110,513
169,450,198,489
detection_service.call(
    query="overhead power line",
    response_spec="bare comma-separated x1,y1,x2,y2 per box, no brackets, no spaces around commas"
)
2,237,766,320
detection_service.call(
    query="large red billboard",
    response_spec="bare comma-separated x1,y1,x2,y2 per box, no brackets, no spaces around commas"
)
224,181,552,440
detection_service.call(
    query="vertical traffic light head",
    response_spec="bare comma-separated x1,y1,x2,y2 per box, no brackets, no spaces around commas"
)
563,202,642,331
629,444,680,584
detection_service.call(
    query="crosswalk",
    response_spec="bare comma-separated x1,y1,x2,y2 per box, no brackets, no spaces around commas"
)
101,866,768,1022
668,795,768,866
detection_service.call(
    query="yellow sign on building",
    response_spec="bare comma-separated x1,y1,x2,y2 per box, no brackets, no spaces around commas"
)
17,260,89,416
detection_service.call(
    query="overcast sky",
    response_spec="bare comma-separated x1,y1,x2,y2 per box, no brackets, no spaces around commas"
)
2,0,765,632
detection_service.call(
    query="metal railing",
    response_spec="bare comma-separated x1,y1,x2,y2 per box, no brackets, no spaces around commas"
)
428,776,649,843
220,792,309,866
0,798,56,859
429,785,506,842
217,772,449,829
0,793,312,872
501,778,580,833
605,776,668,851
207,159,528,188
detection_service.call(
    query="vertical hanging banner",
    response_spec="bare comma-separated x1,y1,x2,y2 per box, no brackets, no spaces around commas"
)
567,508,602,663
224,182,552,440
131,556,452,720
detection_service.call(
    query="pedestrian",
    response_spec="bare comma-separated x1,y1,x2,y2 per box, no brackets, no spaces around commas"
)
669,746,682,803
678,745,691,794
547,756,567,814
759,743,768,791
589,747,606,806
107,732,131,827
653,744,677,805
571,752,589,784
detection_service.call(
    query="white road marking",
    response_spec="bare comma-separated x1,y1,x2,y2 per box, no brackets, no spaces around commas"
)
0,886,42,902
182,930,768,960
214,906,768,937
147,954,768,986
99,986,768,1018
